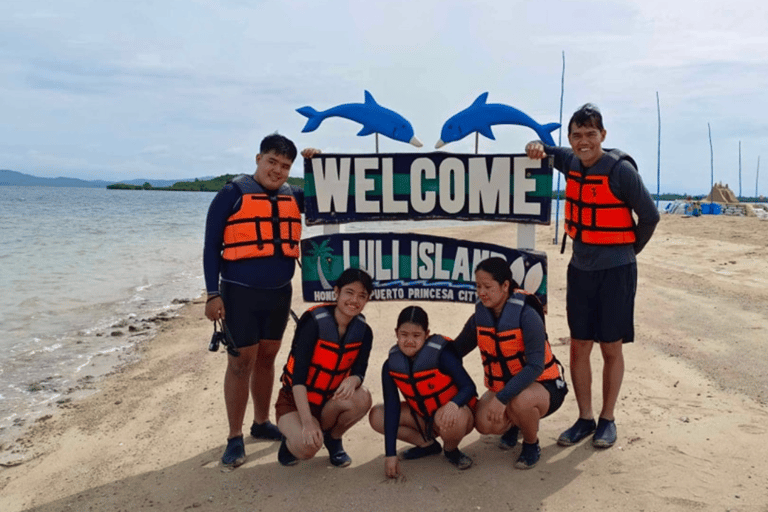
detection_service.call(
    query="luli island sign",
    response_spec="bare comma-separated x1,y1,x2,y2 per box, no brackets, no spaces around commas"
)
301,232,547,305
303,152,553,224
300,151,552,306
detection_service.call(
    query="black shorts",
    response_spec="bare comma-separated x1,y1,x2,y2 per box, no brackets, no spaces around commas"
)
221,281,292,348
541,378,568,418
566,263,637,343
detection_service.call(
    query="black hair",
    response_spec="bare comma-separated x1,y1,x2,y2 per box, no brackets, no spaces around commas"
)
568,103,604,135
334,267,374,295
475,257,518,289
396,305,429,332
260,132,297,162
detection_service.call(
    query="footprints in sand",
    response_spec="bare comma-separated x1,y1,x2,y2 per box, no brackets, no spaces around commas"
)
737,423,766,435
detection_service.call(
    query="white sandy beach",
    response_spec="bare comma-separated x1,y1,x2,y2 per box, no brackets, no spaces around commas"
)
2,214,768,512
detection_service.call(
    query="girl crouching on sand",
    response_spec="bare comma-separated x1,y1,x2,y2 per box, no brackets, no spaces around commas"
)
276,268,374,467
453,257,568,469
370,305,477,478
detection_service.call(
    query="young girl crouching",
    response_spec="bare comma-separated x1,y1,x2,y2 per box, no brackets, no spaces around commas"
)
275,268,374,467
369,306,477,478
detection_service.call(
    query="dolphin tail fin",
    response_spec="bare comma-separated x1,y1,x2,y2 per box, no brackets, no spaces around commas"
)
538,122,561,146
296,106,323,132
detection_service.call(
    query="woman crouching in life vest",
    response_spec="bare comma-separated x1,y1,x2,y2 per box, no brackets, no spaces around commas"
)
275,268,374,468
453,257,568,469
369,306,477,478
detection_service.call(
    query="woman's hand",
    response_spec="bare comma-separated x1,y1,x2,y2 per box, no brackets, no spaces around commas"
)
485,396,507,425
331,376,359,402
435,401,459,429
385,456,401,478
301,417,324,450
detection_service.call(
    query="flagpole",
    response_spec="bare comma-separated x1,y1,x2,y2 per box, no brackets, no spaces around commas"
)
656,91,661,208
553,51,565,244
708,123,714,191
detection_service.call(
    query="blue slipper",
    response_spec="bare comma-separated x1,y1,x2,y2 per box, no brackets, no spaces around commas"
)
592,418,617,448
277,437,299,466
444,448,473,470
221,435,246,467
324,432,351,467
402,440,442,460
499,426,519,450
557,418,597,446
251,420,282,441
514,441,540,469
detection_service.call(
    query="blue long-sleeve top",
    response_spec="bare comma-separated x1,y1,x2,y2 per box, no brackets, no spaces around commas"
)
543,143,660,271
452,305,547,405
381,343,476,457
203,176,304,294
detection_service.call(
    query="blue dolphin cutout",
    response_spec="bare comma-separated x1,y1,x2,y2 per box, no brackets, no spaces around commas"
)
297,91,423,147
435,92,560,148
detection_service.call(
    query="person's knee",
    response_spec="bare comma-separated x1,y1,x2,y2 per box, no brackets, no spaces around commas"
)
345,389,373,424
368,404,384,433
600,341,623,362
474,419,494,435
356,387,373,412
291,441,321,460
227,354,255,378
474,410,498,435
570,339,593,360
255,340,281,367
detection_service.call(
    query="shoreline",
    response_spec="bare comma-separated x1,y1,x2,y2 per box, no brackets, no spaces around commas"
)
2,216,768,511
0,295,202,459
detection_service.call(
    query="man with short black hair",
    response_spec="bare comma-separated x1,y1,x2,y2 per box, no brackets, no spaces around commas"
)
203,133,303,467
525,104,659,449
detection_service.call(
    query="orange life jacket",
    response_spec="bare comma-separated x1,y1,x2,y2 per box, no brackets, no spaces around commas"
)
475,292,561,392
222,175,301,261
387,335,476,419
281,304,367,407
564,150,637,246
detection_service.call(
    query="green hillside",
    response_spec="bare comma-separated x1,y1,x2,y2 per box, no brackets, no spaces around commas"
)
107,175,305,191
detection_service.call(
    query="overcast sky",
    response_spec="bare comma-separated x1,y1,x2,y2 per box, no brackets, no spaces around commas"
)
2,0,766,195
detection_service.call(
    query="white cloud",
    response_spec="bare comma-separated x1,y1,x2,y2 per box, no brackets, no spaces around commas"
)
0,0,766,194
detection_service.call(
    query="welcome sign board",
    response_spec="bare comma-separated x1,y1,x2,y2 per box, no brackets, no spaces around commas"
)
301,232,547,305
303,152,553,225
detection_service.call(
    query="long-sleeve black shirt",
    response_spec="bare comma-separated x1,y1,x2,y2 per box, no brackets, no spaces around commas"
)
544,144,660,271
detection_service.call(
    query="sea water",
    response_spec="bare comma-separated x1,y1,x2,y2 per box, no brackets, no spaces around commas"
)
0,186,216,446
0,185,666,447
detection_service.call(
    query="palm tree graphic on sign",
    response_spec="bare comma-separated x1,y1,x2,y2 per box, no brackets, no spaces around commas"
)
306,239,335,290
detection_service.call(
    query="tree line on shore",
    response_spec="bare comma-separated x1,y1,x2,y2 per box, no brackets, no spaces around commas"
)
107,175,305,192
107,175,761,202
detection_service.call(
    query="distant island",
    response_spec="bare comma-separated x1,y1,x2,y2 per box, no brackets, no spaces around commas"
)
1,169,205,189
0,169,304,191
2,168,753,201
107,175,305,191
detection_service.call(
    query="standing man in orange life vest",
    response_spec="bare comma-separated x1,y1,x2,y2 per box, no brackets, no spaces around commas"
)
203,133,304,467
525,104,659,449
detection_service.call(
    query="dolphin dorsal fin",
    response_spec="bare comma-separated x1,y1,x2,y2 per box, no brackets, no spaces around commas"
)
471,92,490,107
364,90,378,106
